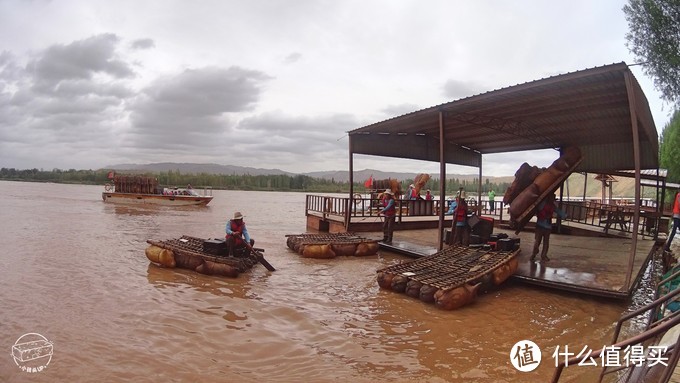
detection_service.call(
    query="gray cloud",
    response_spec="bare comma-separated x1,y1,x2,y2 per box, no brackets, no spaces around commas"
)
442,79,487,100
125,66,273,151
27,33,135,91
130,38,155,50
0,34,134,168
283,52,302,64
231,112,356,169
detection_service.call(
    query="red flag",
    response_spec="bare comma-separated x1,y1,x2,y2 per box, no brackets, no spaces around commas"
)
364,175,373,188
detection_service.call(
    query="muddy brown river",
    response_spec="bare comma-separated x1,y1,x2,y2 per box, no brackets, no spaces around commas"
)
0,181,656,382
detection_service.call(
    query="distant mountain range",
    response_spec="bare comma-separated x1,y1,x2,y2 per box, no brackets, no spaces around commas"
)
104,162,514,183
104,162,661,198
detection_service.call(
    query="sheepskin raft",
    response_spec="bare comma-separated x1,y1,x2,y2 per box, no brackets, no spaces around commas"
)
376,245,519,310
145,235,260,278
506,147,583,232
286,233,379,259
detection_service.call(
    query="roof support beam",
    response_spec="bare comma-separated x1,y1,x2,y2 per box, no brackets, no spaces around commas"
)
438,111,446,250
624,70,642,290
349,132,482,168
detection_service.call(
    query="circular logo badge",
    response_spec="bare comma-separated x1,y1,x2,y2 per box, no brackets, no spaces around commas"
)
11,333,53,373
510,340,541,372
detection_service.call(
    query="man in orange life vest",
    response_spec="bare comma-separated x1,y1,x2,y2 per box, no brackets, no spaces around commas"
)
531,193,567,262
664,190,680,252
225,211,254,256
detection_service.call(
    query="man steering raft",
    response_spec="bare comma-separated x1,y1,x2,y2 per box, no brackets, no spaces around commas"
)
225,211,255,256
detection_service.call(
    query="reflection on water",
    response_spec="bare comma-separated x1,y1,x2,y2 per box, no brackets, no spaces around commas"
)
0,181,657,382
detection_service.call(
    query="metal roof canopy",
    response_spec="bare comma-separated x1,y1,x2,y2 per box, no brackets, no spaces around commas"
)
346,63,660,290
348,62,658,173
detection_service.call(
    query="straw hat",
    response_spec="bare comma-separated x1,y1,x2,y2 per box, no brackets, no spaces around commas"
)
384,189,394,195
233,211,244,219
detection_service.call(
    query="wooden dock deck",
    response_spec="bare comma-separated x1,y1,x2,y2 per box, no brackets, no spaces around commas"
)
374,225,659,300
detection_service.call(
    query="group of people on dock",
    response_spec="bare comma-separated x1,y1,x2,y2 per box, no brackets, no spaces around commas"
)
377,185,567,263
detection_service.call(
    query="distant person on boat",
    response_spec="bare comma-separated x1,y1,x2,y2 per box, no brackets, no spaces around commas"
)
186,184,198,196
407,184,417,200
449,188,470,246
530,193,567,262
378,189,396,244
665,190,680,252
225,211,254,256
425,190,433,201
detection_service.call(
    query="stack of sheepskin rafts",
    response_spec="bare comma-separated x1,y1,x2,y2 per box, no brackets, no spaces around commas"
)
505,146,582,229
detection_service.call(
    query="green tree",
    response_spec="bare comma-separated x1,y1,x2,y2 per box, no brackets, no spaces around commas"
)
623,0,680,107
660,110,680,183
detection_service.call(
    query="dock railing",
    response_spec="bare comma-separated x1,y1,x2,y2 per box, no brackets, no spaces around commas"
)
306,194,424,222
306,194,665,236
551,271,680,382
561,200,664,238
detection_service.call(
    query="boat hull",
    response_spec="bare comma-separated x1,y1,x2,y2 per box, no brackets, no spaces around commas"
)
102,192,213,206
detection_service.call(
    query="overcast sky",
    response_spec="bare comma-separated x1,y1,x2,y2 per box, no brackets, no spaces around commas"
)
0,0,672,177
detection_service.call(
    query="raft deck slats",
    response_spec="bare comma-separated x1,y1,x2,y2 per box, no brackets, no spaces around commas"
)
285,232,373,245
377,245,519,291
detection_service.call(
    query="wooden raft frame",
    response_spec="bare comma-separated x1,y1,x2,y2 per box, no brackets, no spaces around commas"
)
147,235,259,272
376,245,520,291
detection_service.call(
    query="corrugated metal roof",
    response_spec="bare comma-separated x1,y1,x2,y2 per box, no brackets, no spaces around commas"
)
348,62,658,173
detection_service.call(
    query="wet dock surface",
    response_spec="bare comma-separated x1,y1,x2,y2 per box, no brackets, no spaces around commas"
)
374,225,658,299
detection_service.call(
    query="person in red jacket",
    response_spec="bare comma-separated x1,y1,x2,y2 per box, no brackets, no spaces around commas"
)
225,211,254,256
531,193,566,262
450,189,470,246
665,190,680,252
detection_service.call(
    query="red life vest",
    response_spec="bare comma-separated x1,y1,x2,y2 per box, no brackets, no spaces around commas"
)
229,220,246,246
455,199,467,222
673,193,680,215
537,201,556,221
383,197,396,217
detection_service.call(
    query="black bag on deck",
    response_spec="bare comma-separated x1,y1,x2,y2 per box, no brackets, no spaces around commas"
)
203,239,228,256
498,237,520,251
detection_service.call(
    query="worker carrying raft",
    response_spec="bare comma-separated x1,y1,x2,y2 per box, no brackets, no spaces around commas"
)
225,211,255,257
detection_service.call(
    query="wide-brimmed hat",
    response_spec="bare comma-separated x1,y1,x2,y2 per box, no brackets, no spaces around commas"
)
409,184,415,188
233,211,244,219
384,189,394,195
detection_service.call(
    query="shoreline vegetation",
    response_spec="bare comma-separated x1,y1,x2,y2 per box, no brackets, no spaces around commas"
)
0,167,511,195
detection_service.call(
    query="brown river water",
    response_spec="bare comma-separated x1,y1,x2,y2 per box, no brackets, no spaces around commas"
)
0,181,658,382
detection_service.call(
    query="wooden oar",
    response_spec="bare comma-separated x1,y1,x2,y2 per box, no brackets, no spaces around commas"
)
242,240,276,272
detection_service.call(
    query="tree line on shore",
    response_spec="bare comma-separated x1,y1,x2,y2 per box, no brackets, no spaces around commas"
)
0,167,511,196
